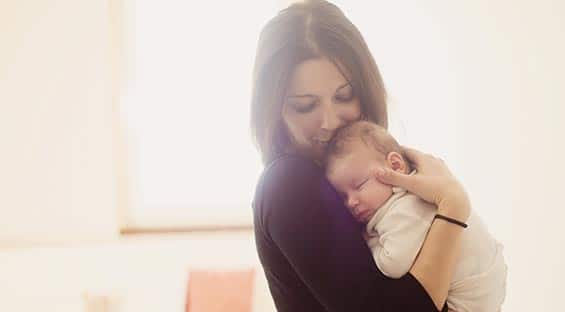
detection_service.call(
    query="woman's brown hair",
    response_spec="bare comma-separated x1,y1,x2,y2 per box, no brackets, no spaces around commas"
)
250,0,388,164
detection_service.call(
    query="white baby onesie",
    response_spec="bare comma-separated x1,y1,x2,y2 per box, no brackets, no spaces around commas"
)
366,186,507,312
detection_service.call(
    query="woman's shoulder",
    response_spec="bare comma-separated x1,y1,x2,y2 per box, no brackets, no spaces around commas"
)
258,155,324,194
265,154,322,178
253,154,328,216
253,154,340,243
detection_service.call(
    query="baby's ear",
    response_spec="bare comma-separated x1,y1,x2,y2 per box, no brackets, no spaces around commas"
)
386,152,408,173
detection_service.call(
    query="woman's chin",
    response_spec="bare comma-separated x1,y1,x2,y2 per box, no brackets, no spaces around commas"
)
293,144,326,162
311,148,327,163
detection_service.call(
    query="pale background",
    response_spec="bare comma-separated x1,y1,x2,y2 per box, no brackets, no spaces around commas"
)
1,0,564,311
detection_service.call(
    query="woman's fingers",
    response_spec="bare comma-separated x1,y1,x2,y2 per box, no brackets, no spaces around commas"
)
401,146,424,158
401,146,452,176
376,168,419,193
378,146,468,215
401,146,430,167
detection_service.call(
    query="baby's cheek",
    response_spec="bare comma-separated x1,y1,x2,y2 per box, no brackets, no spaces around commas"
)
366,182,393,208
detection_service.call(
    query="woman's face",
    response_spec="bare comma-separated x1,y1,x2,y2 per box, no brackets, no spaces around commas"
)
282,57,362,161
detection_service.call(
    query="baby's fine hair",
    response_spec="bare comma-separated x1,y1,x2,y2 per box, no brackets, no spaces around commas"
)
324,120,405,168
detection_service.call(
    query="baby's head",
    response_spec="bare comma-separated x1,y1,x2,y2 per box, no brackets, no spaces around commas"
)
324,121,410,223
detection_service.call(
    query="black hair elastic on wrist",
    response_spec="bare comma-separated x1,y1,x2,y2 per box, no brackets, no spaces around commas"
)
434,214,468,229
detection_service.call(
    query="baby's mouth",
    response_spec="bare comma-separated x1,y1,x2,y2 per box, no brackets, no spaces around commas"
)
356,209,374,222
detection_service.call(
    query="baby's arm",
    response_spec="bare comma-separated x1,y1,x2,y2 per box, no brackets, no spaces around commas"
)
367,195,436,278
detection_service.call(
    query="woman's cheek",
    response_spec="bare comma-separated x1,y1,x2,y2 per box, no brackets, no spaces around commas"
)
345,100,362,121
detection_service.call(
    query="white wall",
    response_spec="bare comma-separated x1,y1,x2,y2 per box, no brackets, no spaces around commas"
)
1,0,564,311
0,0,118,246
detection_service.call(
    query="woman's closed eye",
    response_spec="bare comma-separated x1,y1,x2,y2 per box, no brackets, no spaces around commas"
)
287,96,318,113
291,101,317,113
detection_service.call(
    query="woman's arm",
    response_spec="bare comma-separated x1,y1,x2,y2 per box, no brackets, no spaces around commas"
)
410,214,466,310
375,148,471,310
256,156,445,311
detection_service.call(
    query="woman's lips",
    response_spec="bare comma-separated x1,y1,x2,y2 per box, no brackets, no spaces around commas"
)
312,139,329,146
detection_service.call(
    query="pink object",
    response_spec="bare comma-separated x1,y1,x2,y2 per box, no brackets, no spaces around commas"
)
186,269,255,312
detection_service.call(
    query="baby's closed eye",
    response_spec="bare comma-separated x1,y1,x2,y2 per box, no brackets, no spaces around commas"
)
355,177,370,190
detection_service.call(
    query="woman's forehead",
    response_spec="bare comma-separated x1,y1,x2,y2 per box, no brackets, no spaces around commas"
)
286,57,351,96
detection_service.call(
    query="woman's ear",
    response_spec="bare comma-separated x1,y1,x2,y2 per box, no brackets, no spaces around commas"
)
386,152,408,173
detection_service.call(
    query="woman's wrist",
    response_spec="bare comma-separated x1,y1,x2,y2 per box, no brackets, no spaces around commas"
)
434,214,468,228
437,193,471,222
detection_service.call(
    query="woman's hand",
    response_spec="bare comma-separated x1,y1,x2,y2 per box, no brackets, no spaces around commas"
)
376,147,471,222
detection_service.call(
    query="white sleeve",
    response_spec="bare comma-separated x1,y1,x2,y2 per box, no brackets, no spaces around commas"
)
367,196,436,279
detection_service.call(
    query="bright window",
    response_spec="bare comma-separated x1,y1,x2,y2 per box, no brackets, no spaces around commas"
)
119,1,284,229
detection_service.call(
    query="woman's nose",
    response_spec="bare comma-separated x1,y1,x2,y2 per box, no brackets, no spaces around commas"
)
320,101,341,131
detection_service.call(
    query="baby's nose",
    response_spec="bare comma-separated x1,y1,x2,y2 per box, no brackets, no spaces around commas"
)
346,197,359,209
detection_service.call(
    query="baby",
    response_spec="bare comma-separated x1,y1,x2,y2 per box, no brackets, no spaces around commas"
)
324,121,507,312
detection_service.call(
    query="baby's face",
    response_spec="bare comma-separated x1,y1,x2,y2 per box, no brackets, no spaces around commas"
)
326,143,394,223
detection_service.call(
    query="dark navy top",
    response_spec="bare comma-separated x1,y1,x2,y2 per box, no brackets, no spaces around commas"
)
253,155,447,312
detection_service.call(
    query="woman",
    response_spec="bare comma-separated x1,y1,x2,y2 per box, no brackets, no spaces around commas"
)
250,1,470,311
